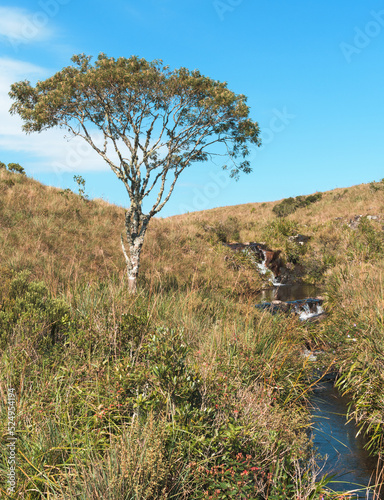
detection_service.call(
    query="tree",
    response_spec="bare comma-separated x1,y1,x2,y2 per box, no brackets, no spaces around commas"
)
9,54,261,293
7,162,26,175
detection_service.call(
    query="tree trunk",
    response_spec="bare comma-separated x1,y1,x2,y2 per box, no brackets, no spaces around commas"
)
121,206,150,294
126,239,143,294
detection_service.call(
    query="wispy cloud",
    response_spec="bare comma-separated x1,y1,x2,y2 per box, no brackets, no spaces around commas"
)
0,6,53,48
0,57,107,178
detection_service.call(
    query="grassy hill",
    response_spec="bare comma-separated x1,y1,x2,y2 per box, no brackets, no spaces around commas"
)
2,167,384,294
0,168,384,498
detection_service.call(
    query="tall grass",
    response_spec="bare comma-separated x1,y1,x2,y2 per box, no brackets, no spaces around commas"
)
324,262,384,461
0,270,327,499
1,170,384,497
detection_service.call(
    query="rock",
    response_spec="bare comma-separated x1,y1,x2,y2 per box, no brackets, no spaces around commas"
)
348,215,363,229
271,300,289,312
348,214,379,229
288,234,311,244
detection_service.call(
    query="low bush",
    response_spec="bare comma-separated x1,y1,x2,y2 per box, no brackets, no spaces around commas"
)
196,216,240,243
273,193,322,218
0,270,69,351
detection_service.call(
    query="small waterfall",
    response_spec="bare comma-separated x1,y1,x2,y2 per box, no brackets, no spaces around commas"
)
255,249,269,275
255,298,325,321
225,242,283,286
254,249,282,286
297,302,324,321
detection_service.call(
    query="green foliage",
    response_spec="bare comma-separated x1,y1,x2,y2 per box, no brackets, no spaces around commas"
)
73,174,88,200
284,240,306,264
2,178,15,188
58,187,73,199
0,161,6,169
118,309,149,353
197,216,240,244
0,271,69,350
369,179,384,192
7,162,25,175
112,327,202,419
9,53,260,181
273,193,322,217
262,218,299,240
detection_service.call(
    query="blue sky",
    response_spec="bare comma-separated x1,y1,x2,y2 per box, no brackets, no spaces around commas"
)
0,1,383,216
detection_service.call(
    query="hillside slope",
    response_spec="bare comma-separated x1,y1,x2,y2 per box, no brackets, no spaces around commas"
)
1,169,384,294
1,170,384,498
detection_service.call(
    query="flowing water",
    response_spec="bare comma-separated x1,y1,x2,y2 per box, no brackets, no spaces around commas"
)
311,379,383,498
256,284,325,320
255,279,383,497
254,248,282,286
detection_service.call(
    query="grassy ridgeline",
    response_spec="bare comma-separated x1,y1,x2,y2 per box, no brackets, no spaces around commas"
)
0,169,384,497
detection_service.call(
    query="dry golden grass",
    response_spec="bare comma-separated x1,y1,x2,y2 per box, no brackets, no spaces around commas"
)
1,169,383,296
2,171,384,498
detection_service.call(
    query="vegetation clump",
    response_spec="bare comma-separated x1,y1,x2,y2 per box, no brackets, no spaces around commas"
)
0,161,26,175
272,193,322,217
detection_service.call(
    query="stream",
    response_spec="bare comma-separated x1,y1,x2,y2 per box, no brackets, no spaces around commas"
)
311,379,383,498
255,283,384,498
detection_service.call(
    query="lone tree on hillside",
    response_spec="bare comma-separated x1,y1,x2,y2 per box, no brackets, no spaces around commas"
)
9,54,261,293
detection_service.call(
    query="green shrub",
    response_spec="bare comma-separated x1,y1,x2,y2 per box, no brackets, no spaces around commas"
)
7,162,26,175
0,271,69,350
262,218,299,240
118,309,149,353
273,193,322,217
284,240,305,264
197,216,240,243
0,161,6,169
